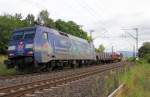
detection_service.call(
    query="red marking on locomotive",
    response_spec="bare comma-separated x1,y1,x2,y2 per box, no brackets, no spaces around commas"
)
19,41,23,45
18,41,24,49
43,43,48,48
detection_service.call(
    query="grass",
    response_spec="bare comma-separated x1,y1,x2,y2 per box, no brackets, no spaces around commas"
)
117,60,150,97
0,55,16,76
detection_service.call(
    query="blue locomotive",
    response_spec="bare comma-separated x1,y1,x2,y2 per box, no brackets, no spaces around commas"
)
5,26,96,72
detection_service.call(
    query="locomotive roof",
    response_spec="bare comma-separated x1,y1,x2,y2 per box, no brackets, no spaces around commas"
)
14,26,36,32
39,26,89,44
13,26,91,44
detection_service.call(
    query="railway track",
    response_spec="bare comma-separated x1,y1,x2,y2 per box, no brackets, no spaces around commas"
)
0,62,126,97
0,61,128,80
0,67,72,80
0,65,100,88
0,62,127,88
0,64,101,81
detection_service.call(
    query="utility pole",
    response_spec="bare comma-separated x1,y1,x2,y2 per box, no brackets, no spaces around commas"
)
135,28,139,60
133,45,136,58
112,46,114,54
90,30,94,42
121,28,139,60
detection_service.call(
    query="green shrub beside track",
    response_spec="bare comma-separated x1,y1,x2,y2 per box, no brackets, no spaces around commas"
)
0,55,16,76
117,60,150,97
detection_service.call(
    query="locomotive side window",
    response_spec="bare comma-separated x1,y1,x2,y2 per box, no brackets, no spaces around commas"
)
43,32,48,40
59,37,71,48
53,35,71,54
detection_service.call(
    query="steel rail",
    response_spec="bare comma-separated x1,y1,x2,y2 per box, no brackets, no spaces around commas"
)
0,63,125,97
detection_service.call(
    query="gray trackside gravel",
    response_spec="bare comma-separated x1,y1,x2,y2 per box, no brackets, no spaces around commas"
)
22,68,124,97
0,64,112,87
0,62,128,95
21,62,130,97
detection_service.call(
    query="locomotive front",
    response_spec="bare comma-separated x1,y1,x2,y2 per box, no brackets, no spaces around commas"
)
4,27,36,70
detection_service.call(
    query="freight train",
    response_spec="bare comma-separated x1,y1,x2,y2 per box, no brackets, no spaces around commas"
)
4,26,122,72
96,52,123,63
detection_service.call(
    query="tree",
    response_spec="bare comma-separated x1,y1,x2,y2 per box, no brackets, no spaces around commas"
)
139,42,150,58
55,19,88,40
37,10,49,24
25,14,35,26
37,10,55,28
14,13,22,20
96,44,105,53
0,14,29,54
0,10,90,54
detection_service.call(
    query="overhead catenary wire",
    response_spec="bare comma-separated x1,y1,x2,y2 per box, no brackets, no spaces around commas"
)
24,0,46,10
72,0,109,31
81,0,107,24
62,0,101,23
24,0,99,25
24,0,110,35
23,0,115,41
121,28,139,60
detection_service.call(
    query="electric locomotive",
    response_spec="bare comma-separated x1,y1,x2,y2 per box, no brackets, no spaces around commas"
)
4,26,96,72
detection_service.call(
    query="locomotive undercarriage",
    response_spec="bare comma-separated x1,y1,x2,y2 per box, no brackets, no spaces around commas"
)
37,60,94,72
5,57,95,73
5,56,35,72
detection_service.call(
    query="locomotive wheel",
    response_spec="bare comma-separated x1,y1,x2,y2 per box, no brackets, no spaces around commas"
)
57,62,64,70
70,60,77,69
46,63,53,71
78,60,83,68
16,64,24,73
70,64,75,68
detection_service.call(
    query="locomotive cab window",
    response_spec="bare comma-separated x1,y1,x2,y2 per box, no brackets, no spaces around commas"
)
24,31,35,40
12,32,24,40
11,30,35,41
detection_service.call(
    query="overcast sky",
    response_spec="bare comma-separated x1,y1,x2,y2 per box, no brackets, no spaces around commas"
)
0,0,150,52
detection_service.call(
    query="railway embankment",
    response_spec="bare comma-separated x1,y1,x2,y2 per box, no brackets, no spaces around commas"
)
109,60,150,97
0,62,130,97
0,54,134,97
24,62,131,97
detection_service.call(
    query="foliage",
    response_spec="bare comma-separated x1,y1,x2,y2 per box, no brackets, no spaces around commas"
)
55,19,88,40
126,57,136,62
95,44,105,53
0,55,16,75
0,14,29,54
139,42,150,62
25,14,35,26
37,10,55,28
118,61,150,97
0,10,89,54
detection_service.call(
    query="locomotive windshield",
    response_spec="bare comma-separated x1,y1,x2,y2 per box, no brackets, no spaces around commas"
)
12,32,24,40
11,30,35,40
24,32,35,39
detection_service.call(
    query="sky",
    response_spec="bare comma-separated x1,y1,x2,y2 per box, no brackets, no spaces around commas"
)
0,0,150,52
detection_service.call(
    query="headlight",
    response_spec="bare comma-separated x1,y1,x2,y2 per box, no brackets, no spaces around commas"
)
9,53,14,56
25,44,33,48
8,46,16,51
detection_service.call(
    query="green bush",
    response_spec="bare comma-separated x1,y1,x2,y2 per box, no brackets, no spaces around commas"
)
0,55,16,76
144,54,150,63
118,61,150,97
126,57,136,62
